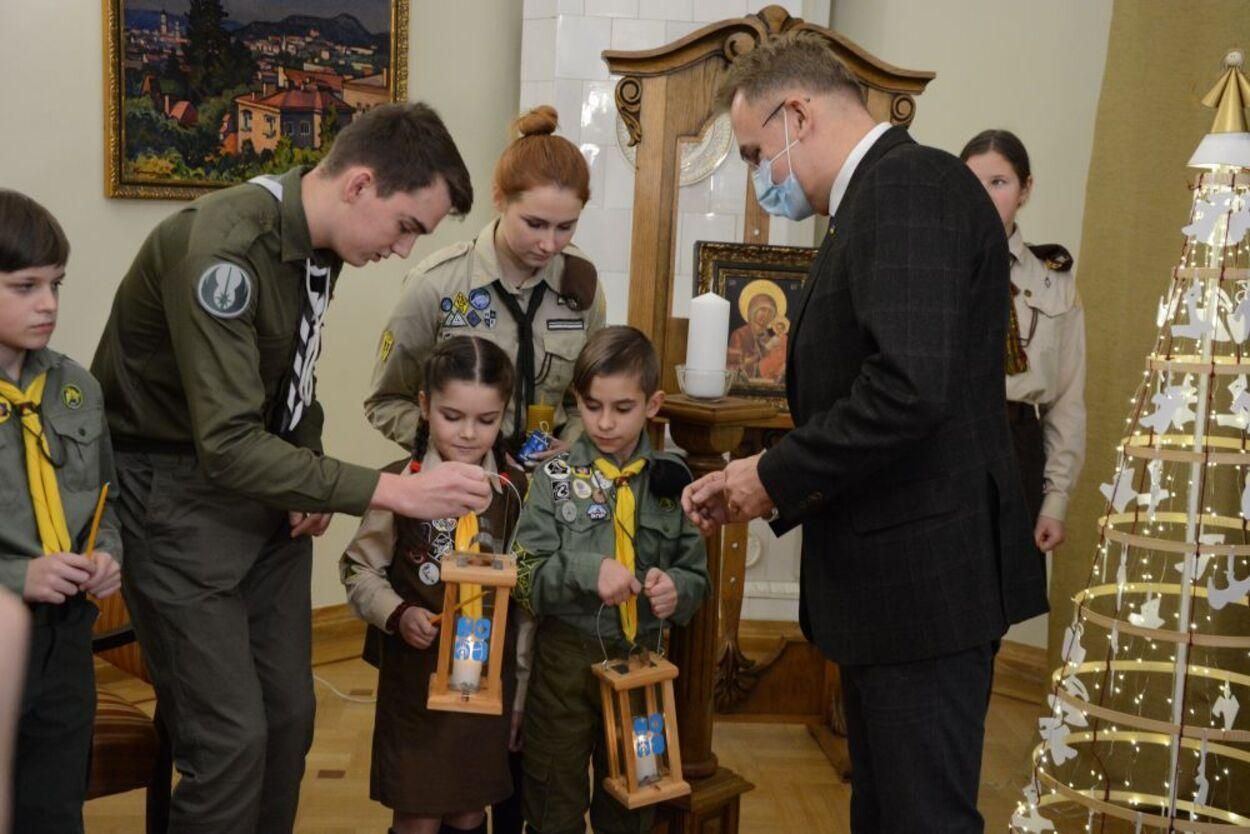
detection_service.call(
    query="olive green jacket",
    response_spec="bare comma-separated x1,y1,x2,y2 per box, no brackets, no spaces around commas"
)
91,167,379,513
0,349,122,594
513,433,708,645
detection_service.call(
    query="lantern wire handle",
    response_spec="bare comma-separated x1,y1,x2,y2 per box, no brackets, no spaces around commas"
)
594,602,667,668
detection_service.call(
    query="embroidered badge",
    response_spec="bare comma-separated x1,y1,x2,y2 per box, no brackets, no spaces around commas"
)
444,310,469,327
59,384,84,410
543,458,571,481
440,297,453,313
659,497,676,512
573,465,592,478
419,562,441,585
432,517,457,534
592,471,612,491
547,318,585,331
469,288,491,310
587,503,609,522
483,310,497,328
379,329,395,363
453,292,471,314
592,488,607,504
467,310,482,327
558,501,577,523
196,263,252,319
553,481,571,501
432,532,453,554
572,479,592,500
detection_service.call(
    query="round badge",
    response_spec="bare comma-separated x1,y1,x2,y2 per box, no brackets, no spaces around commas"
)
196,262,252,319
587,503,609,522
432,517,457,533
419,562,441,585
544,458,571,481
469,288,492,310
440,296,453,313
572,479,592,500
592,471,612,490
60,384,84,410
558,501,577,523
592,489,607,504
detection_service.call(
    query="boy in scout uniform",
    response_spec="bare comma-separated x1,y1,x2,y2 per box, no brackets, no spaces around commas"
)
90,103,495,834
512,326,708,834
365,106,606,455
0,189,123,833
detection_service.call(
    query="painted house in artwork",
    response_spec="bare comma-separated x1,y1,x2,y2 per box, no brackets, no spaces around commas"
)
233,87,353,153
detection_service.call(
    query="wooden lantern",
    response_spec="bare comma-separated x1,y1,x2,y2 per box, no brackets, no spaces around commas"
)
592,651,690,808
427,550,516,715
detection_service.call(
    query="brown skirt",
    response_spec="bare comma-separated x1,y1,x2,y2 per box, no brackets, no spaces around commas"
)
370,615,518,815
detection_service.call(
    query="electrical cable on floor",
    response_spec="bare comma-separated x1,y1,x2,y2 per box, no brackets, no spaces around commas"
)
313,672,376,704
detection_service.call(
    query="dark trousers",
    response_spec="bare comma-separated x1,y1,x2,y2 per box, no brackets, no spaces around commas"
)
1006,401,1044,525
490,749,525,834
840,641,997,834
115,451,316,834
13,598,97,834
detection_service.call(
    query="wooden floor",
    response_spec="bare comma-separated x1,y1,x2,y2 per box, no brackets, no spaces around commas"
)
85,657,1040,833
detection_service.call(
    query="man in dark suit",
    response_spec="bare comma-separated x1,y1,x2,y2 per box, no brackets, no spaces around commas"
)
682,33,1048,833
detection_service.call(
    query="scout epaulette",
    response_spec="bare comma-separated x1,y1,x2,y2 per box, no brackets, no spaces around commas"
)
1026,243,1073,272
649,455,693,500
413,240,471,275
558,252,598,312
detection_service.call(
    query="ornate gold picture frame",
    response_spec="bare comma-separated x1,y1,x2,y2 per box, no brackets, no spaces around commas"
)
104,0,409,199
694,240,817,411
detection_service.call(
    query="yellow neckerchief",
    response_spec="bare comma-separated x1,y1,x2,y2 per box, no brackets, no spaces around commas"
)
593,455,647,641
453,511,483,619
0,373,71,554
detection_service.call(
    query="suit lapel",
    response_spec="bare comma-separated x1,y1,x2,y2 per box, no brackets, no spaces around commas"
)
788,126,915,348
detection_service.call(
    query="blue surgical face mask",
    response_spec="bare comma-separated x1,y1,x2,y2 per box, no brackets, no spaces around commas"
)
752,109,814,221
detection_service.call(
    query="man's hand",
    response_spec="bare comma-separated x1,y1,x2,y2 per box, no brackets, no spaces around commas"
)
509,710,525,752
1035,515,1066,553
22,553,92,604
375,462,492,519
598,558,641,607
80,552,122,598
288,511,333,538
723,453,774,522
681,471,731,535
643,568,677,619
397,606,439,649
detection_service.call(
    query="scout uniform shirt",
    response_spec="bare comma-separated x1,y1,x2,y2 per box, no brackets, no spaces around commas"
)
90,166,379,514
364,218,606,450
512,432,709,647
1006,227,1087,523
0,348,122,591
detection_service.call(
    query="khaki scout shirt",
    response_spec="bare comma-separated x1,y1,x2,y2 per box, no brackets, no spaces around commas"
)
91,166,379,515
1006,226,1087,522
512,433,708,646
0,348,122,594
364,219,606,449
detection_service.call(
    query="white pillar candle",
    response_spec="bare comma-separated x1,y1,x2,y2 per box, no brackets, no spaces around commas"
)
685,292,729,373
450,630,484,692
632,716,661,784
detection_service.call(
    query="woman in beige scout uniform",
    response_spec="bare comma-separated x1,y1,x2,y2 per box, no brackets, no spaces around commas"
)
963,129,1087,554
366,106,606,455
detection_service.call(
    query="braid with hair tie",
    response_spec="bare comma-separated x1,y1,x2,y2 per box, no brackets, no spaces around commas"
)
411,418,431,467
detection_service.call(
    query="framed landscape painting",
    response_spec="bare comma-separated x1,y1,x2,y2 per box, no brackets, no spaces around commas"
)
693,240,817,410
104,0,409,199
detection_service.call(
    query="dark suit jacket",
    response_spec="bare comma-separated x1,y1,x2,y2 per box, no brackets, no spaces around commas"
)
757,126,1048,666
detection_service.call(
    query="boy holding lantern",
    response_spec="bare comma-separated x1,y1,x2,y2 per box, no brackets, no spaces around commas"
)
513,325,708,834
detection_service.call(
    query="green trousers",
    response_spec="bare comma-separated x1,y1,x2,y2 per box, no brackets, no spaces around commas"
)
14,597,97,834
115,450,315,834
521,618,655,834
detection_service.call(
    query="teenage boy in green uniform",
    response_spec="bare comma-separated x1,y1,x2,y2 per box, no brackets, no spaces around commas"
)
91,103,493,833
513,325,709,834
0,189,123,833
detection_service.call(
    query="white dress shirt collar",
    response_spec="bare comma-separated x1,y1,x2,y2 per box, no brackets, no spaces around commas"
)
827,122,892,218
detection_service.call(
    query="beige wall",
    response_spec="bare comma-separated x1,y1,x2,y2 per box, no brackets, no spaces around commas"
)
828,0,1114,646
0,0,522,608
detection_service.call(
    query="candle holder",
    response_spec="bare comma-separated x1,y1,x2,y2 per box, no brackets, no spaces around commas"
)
592,651,691,809
427,550,516,715
676,365,733,401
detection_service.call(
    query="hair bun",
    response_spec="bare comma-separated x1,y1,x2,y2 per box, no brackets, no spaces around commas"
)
513,105,559,138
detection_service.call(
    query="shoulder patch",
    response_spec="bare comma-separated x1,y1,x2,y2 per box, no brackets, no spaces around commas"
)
378,329,395,363
1025,243,1073,273
60,384,84,410
650,456,693,500
559,252,599,313
414,241,471,275
196,262,252,318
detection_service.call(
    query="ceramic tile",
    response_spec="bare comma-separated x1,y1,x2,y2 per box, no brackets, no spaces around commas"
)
518,81,555,114
597,270,630,325
610,17,667,51
520,18,557,81
579,80,619,147
690,0,747,22
571,206,633,273
639,0,690,19
603,147,636,211
584,0,637,16
580,141,607,209
664,19,703,42
523,0,557,18
708,154,748,215
557,0,585,12
554,15,613,80
552,79,585,142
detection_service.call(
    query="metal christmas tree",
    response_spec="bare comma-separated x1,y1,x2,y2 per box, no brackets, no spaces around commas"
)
1012,51,1250,833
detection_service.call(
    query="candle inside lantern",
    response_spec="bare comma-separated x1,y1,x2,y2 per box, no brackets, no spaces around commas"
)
632,714,664,785
450,615,488,692
684,293,729,397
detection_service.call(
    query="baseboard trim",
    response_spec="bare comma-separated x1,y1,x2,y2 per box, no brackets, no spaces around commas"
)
993,639,1047,705
311,602,367,668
